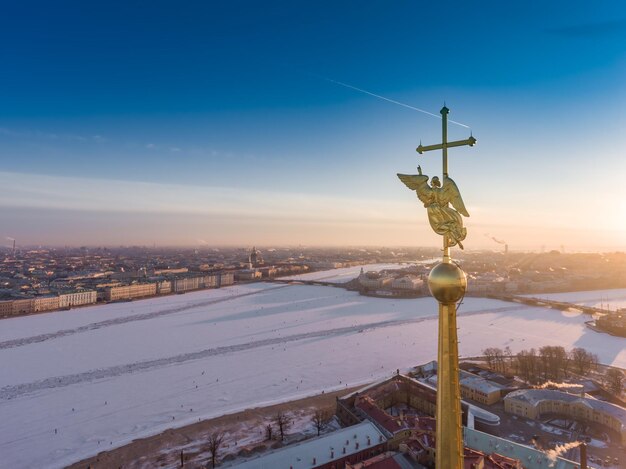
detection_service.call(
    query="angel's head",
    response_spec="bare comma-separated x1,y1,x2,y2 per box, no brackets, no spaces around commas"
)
430,176,441,188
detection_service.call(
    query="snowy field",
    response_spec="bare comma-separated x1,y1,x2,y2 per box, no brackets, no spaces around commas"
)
281,261,431,283
1,283,625,469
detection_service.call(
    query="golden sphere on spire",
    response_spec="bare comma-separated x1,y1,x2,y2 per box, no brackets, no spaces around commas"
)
427,262,467,304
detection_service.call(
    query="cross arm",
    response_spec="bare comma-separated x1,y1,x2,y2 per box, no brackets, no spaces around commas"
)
416,136,477,154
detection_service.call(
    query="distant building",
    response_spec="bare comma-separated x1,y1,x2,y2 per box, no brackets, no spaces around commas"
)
259,266,277,278
0,300,13,317
58,290,97,308
504,388,626,444
33,295,60,312
153,267,188,275
156,280,172,294
203,273,220,288
358,270,393,290
219,271,235,286
172,276,204,293
104,283,157,301
236,269,262,281
248,246,263,269
308,261,345,270
12,298,34,315
171,273,231,293
390,276,423,291
596,310,626,337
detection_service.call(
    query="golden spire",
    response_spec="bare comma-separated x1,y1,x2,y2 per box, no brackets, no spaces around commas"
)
397,106,476,469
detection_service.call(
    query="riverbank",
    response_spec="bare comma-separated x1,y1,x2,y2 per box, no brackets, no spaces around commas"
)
67,386,362,469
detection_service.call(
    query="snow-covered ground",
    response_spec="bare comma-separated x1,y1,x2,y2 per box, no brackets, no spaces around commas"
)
149,409,342,469
1,283,625,469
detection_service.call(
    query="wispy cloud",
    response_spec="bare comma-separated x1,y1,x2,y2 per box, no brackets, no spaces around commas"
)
0,127,107,143
0,171,413,226
145,143,183,152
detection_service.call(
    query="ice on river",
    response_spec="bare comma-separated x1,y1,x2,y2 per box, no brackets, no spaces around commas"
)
1,281,624,468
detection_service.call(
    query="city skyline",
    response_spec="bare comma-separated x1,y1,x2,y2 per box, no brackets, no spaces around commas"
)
1,2,625,250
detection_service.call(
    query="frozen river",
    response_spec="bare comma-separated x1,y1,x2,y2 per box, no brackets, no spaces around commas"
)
1,282,624,468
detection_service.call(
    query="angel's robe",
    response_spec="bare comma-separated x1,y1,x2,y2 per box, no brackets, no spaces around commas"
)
417,185,466,247
397,173,468,248
415,178,468,246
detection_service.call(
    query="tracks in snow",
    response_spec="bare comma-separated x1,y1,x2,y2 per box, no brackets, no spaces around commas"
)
0,285,291,351
0,304,526,400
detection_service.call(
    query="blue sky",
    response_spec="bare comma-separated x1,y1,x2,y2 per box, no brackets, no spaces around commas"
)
1,1,625,248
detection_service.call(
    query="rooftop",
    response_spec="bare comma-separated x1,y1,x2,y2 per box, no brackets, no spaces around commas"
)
229,421,386,469
460,370,505,395
464,427,579,469
505,388,626,431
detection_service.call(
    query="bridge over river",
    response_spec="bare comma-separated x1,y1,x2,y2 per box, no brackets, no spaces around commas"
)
487,294,605,315
268,278,345,288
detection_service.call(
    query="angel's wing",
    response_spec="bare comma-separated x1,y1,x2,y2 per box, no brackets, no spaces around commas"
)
397,173,431,204
442,176,470,217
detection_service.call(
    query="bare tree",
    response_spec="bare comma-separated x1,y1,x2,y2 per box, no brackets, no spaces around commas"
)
494,348,506,373
274,412,291,441
483,347,498,370
516,348,538,383
605,368,624,396
504,346,513,374
311,409,331,436
539,345,568,380
516,350,531,382
265,423,273,441
527,348,538,382
207,431,225,468
571,347,594,375
559,346,571,377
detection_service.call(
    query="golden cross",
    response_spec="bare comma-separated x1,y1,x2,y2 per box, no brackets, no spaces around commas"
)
416,106,476,177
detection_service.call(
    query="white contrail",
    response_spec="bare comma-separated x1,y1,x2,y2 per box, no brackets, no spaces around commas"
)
322,77,470,129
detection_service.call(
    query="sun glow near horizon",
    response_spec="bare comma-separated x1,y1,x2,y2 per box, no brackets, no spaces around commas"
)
0,170,623,251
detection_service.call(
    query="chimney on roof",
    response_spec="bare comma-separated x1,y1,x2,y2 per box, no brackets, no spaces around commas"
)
355,442,359,450
343,447,346,454
331,450,334,458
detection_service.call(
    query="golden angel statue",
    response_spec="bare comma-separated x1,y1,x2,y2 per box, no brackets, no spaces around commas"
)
397,166,469,249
